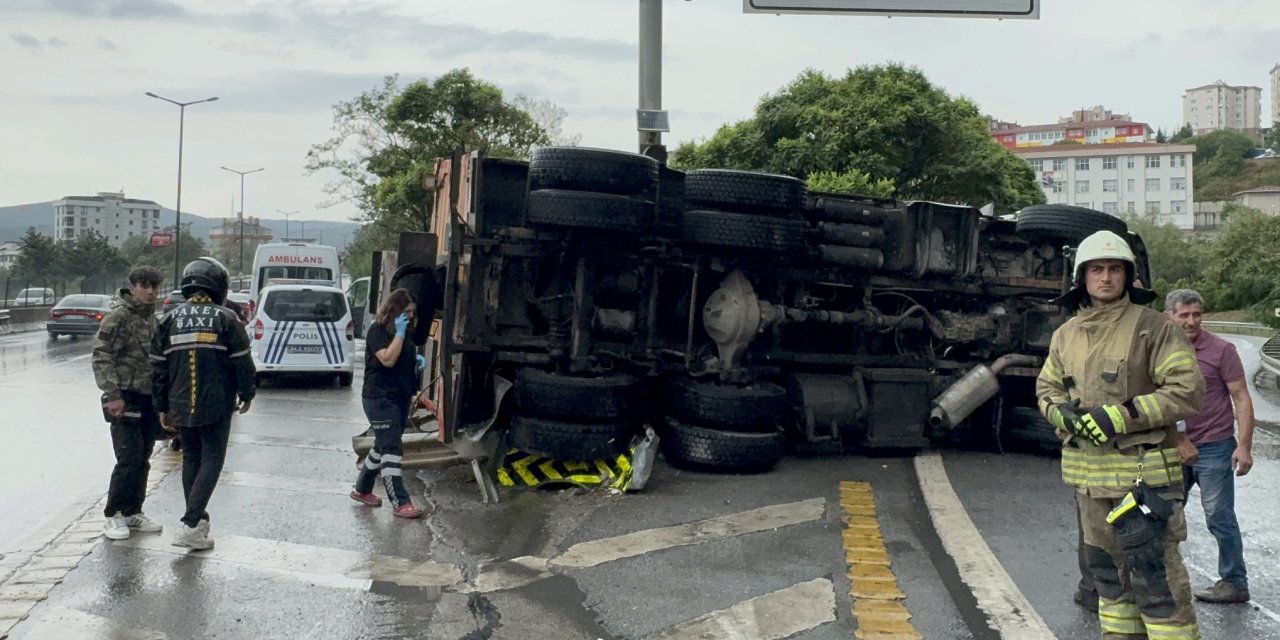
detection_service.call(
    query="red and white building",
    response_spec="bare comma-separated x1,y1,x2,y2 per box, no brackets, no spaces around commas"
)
990,119,1153,150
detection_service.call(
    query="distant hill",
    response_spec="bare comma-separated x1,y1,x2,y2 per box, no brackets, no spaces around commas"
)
0,201,362,251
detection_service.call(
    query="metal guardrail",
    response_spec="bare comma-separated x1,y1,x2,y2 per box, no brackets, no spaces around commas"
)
1201,320,1275,338
0,309,10,334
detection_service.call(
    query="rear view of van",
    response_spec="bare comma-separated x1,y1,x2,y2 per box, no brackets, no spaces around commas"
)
251,284,355,386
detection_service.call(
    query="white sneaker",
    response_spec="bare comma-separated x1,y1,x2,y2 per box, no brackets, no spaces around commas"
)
196,519,210,536
171,524,214,551
125,513,163,533
103,514,131,541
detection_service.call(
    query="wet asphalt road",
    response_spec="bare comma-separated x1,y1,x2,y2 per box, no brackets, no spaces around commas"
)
0,329,1278,639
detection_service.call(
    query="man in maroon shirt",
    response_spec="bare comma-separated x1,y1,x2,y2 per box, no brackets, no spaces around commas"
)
1166,289,1255,604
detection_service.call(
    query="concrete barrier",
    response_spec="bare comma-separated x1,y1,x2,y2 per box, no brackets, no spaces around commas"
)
0,307,49,335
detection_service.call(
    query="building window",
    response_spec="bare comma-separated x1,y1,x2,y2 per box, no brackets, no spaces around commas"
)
1172,201,1186,214
1075,180,1090,194
1053,159,1066,172
1127,202,1136,214
1030,160,1043,171
1103,202,1118,215
1052,181,1064,193
1145,155,1161,168
1171,155,1187,168
1127,156,1136,169
94,219,100,225
129,220,134,226
1103,157,1118,170
1103,179,1118,192
1145,201,1161,214
1171,177,1187,191
1127,179,1135,193
153,211,160,219
1146,178,1161,191
1076,158,1090,171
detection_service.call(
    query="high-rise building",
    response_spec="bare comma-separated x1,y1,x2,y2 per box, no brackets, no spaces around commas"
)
1182,80,1262,137
1012,143,1196,229
52,192,163,247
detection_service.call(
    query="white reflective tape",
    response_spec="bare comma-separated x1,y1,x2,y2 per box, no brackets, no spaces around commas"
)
382,468,403,477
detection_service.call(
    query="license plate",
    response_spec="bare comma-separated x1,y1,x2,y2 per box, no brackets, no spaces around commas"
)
286,345,323,354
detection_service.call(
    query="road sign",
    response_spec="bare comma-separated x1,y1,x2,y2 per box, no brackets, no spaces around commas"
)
743,0,1038,19
149,232,174,248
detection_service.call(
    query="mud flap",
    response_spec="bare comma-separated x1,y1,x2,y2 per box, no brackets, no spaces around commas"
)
495,427,658,492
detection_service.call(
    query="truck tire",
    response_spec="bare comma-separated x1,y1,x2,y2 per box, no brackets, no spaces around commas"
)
1014,204,1128,244
1003,406,1061,452
681,209,807,253
660,418,785,472
526,189,652,234
528,147,659,196
510,414,636,461
666,377,787,432
514,368,645,421
685,169,806,215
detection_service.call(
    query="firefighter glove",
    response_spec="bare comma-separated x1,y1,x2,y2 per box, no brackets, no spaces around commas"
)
1075,402,1135,445
1048,399,1085,434
394,312,411,338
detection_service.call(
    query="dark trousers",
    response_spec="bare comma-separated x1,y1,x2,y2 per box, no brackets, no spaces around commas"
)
179,418,232,528
354,396,411,505
1077,491,1097,597
104,392,158,518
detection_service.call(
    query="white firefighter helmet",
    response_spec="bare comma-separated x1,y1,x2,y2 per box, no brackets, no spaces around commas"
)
1073,230,1135,273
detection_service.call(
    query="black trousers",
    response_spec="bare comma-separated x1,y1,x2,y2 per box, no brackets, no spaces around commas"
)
354,396,411,505
179,417,231,528
104,392,158,518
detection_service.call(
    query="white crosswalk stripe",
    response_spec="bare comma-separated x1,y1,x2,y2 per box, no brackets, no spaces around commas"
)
650,578,837,640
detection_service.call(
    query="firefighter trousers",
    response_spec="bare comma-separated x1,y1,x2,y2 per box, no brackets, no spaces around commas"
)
1079,491,1200,640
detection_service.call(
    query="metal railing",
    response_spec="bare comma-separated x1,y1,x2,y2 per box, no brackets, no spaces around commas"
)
0,309,10,334
1201,320,1275,338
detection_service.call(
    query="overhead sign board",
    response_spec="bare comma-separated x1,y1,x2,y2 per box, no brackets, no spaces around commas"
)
744,0,1038,19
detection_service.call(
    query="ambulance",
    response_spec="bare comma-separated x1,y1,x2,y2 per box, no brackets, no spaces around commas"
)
250,283,355,386
248,242,340,318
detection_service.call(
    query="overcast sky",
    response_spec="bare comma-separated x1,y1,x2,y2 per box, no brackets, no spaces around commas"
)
1,0,1276,223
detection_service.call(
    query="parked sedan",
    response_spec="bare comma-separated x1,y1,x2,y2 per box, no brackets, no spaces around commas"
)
47,294,115,339
161,289,186,316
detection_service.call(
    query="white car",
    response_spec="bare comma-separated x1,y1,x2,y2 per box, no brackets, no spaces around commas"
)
250,284,355,386
14,287,56,306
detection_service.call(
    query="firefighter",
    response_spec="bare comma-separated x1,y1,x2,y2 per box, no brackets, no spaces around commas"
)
152,257,256,550
1037,230,1205,640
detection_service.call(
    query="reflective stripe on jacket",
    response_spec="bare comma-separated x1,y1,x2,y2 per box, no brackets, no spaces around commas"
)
1036,297,1204,497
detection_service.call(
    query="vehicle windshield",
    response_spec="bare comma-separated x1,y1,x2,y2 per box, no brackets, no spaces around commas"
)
258,266,333,288
54,295,108,309
261,290,345,322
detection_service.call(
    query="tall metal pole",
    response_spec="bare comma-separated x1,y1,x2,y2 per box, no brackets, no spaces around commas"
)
638,0,663,155
277,210,299,240
146,92,218,286
220,166,264,275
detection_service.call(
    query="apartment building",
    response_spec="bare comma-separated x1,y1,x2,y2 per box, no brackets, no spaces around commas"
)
1012,143,1196,229
52,192,163,247
989,106,1151,149
1182,80,1263,137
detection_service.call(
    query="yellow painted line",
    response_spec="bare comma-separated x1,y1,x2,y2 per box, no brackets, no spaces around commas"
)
839,481,923,640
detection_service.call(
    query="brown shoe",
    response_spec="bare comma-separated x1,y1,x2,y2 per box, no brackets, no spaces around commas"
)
1194,580,1250,604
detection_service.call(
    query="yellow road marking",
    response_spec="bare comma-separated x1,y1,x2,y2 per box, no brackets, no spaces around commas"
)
840,481,922,640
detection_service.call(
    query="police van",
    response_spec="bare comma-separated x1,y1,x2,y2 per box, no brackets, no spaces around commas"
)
248,242,340,318
251,283,355,386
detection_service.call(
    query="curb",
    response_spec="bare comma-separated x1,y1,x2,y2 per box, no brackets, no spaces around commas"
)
0,447,183,638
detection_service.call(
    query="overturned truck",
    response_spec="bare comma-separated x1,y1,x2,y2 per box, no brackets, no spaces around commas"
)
416,148,1148,473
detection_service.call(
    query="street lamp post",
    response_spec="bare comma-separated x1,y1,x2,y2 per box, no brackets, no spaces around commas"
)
220,166,265,276
145,92,218,286
277,210,299,240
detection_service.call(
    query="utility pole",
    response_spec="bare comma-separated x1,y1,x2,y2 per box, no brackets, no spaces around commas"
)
220,166,264,276
277,210,299,240
637,0,669,162
145,92,219,285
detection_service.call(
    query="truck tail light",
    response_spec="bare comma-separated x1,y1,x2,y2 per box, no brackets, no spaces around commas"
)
253,319,264,341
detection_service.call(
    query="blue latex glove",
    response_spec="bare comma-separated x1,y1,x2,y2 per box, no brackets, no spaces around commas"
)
394,312,411,337
415,354,426,373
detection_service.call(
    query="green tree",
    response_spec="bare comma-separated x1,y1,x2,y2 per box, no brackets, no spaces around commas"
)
1266,122,1280,150
670,65,1044,213
807,170,896,198
1155,127,1168,143
1169,124,1195,144
59,230,128,294
12,228,60,288
341,223,402,281
307,70,552,233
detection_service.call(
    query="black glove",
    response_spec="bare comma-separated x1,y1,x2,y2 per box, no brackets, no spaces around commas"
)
1048,399,1085,433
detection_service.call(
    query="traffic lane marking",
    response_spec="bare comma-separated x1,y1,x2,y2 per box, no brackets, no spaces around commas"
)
648,578,837,640
839,481,921,640
914,452,1054,639
115,532,460,591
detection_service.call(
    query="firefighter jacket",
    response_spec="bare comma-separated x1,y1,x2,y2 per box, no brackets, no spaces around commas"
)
92,288,157,401
150,296,256,428
1036,296,1204,498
